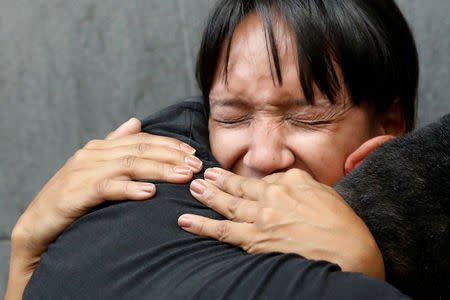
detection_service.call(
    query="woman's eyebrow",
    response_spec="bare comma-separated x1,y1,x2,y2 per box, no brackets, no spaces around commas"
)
210,98,249,108
284,98,308,107
210,98,309,106
209,98,318,112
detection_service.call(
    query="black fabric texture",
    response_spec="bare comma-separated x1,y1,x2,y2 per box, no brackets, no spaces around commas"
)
23,97,408,299
334,113,450,298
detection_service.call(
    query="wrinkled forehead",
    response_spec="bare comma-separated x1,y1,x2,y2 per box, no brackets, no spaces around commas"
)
215,12,299,85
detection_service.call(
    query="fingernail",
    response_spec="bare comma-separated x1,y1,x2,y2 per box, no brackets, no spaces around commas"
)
190,180,206,195
204,168,220,181
139,183,155,193
180,143,196,154
185,156,203,170
174,166,192,176
178,215,192,228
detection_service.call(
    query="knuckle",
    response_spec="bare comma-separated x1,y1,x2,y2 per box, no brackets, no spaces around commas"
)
236,179,247,198
96,178,111,196
202,188,215,207
265,184,280,197
84,139,102,149
160,162,173,179
197,219,207,236
120,155,137,169
296,183,312,193
215,222,230,242
246,247,259,254
123,181,132,195
266,184,286,198
278,168,314,185
245,241,262,254
136,132,150,141
285,168,305,180
146,162,175,182
177,151,190,164
226,197,240,220
258,207,276,225
135,143,150,155
286,168,303,177
71,149,87,164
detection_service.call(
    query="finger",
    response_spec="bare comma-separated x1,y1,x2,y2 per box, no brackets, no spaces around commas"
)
263,169,316,186
262,172,283,183
86,132,196,155
99,156,195,183
276,169,318,186
190,179,259,222
93,179,156,203
105,117,141,140
204,168,271,201
78,144,203,172
178,214,253,246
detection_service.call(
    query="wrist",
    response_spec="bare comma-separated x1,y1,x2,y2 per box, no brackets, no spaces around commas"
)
10,213,44,263
5,242,40,300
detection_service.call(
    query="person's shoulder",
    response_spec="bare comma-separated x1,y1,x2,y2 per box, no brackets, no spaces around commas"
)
141,96,207,131
140,96,216,164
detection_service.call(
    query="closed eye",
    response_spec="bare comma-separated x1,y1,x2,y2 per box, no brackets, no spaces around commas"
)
212,117,253,127
287,118,331,126
285,114,334,131
285,108,342,129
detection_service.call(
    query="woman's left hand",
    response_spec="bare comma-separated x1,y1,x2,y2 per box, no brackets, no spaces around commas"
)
178,168,385,280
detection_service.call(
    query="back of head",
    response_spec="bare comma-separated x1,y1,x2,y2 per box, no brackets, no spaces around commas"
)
196,0,419,131
335,114,450,299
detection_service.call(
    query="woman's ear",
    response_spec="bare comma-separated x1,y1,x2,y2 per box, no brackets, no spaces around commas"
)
375,98,407,136
344,135,396,175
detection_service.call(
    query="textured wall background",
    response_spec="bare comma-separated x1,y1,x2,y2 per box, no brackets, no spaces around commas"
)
0,0,449,296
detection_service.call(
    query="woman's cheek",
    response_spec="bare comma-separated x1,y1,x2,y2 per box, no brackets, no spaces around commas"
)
282,128,345,185
209,126,249,171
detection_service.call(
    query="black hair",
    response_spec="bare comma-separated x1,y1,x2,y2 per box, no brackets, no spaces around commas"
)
195,0,419,131
335,113,450,299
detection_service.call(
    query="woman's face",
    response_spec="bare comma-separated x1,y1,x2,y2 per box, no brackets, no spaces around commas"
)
208,14,380,186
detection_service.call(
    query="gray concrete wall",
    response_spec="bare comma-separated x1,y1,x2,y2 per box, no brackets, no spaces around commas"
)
0,0,449,296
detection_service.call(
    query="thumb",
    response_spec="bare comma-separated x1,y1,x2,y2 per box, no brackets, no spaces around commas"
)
105,117,141,140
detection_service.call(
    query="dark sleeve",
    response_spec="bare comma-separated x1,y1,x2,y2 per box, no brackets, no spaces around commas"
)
24,182,408,300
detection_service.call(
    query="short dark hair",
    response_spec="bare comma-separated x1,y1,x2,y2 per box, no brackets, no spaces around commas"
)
195,0,419,131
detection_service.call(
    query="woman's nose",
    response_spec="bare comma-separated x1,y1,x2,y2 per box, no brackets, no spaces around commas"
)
242,122,295,176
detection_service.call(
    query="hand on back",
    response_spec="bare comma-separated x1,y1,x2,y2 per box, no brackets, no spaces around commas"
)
6,118,202,300
179,168,385,280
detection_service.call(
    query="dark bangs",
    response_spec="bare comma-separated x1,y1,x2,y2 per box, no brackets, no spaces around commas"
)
195,0,419,131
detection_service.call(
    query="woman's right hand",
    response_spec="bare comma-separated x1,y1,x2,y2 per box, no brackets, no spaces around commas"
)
6,117,202,299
